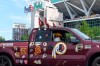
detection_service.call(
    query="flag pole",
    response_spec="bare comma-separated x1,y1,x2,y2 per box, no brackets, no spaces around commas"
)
43,1,47,30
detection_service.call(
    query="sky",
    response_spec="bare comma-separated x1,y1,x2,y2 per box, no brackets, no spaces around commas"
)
0,0,60,40
0,0,31,40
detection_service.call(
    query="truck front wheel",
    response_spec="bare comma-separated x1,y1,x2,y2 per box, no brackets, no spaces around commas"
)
0,55,12,66
92,57,100,66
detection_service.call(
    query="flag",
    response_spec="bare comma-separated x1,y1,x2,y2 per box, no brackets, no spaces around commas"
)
29,5,34,11
24,6,28,13
24,5,33,13
24,6,30,13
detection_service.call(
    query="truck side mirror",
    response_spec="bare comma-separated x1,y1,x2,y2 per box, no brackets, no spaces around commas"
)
70,36,79,44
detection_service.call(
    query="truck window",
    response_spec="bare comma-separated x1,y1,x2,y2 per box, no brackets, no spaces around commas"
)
35,30,51,42
52,30,80,43
71,28,90,40
65,32,79,43
52,30,66,42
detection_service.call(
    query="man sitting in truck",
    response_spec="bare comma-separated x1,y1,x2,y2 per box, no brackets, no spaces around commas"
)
54,32,62,42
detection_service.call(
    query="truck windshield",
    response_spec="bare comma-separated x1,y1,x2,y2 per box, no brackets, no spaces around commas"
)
71,28,90,40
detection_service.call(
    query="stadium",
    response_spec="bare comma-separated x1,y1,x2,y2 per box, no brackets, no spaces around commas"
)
51,0,100,28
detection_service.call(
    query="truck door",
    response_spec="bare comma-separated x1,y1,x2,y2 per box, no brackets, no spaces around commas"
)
29,29,52,65
45,29,87,66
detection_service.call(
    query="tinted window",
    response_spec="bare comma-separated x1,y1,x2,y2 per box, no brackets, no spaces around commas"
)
71,28,90,39
35,30,51,42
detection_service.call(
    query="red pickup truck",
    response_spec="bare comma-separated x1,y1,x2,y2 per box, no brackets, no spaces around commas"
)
0,27,100,66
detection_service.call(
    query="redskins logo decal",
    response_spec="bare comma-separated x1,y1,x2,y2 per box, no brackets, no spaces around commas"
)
52,42,67,59
43,42,47,46
34,46,41,55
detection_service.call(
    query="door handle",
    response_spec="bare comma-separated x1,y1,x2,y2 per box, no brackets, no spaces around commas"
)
75,44,83,52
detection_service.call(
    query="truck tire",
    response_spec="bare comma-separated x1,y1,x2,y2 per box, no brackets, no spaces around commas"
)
92,56,100,66
0,55,12,66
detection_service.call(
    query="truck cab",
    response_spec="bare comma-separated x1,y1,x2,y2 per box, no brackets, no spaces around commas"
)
0,27,100,66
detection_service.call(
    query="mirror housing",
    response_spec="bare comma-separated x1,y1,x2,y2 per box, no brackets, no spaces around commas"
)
70,36,79,44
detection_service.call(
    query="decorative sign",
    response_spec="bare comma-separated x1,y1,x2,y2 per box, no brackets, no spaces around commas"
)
35,42,41,45
30,54,34,58
43,42,47,46
14,46,18,51
75,44,83,52
34,60,42,64
20,48,28,55
42,53,47,58
14,46,20,52
30,49,34,52
97,45,99,48
0,43,13,47
34,46,41,55
84,45,91,49
43,47,46,52
15,52,20,58
24,60,28,64
29,42,34,47
16,59,28,64
16,59,20,63
20,60,23,64
52,42,67,59
22,55,25,58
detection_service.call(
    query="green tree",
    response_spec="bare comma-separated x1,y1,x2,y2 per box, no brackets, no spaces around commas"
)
75,22,81,30
21,34,29,40
0,36,5,41
80,20,94,38
92,27,100,39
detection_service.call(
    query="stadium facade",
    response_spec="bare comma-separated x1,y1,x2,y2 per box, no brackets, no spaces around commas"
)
51,0,100,28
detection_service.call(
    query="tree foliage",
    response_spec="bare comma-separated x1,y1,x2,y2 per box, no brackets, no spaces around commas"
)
0,36,5,41
75,23,81,30
92,27,100,39
79,20,100,40
80,20,94,38
21,34,29,40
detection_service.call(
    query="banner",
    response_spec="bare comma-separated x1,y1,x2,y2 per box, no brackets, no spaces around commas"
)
34,1,43,10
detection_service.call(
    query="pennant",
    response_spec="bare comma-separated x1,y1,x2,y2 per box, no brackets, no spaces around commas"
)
38,18,43,28
59,22,61,27
44,17,47,25
53,23,56,27
44,17,49,28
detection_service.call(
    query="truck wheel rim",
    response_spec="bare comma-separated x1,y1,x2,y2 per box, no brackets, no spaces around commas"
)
0,56,12,66
95,59,100,66
96,62,100,66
